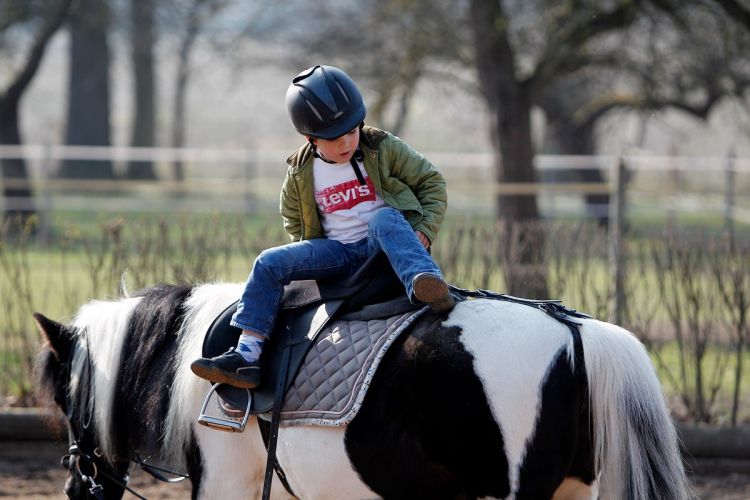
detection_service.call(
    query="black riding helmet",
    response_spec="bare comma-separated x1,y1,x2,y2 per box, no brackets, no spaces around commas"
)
286,65,366,140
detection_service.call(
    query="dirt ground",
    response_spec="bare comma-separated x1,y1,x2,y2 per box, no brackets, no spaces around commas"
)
0,441,191,499
0,440,748,499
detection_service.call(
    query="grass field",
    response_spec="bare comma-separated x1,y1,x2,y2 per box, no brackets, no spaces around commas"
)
1,210,748,424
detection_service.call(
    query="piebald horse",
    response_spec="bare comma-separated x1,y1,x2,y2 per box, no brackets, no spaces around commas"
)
35,282,690,499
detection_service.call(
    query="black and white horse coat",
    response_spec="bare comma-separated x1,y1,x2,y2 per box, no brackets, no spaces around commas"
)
35,282,690,499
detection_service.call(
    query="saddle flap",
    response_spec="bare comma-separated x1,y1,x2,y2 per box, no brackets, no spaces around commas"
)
200,252,408,415
201,299,347,415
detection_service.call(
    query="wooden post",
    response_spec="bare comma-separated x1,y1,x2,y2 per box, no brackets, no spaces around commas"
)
724,147,736,251
244,149,256,214
609,157,627,325
38,144,53,246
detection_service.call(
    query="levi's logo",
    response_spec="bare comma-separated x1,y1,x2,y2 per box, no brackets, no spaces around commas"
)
315,177,376,213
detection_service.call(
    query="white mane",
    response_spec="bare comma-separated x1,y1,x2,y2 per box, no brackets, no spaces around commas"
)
70,296,143,459
162,282,245,466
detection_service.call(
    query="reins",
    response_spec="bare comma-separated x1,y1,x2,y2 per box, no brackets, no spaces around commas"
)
133,455,190,483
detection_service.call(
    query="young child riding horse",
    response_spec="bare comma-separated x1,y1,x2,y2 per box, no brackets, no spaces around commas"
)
191,65,453,389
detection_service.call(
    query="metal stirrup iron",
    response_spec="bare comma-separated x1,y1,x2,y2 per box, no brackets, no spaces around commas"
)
197,383,252,432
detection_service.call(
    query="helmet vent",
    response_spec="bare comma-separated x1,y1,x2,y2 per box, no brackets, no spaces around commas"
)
334,81,350,104
305,100,323,122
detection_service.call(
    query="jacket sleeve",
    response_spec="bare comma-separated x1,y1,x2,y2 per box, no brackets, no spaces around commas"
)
279,171,302,242
385,134,447,243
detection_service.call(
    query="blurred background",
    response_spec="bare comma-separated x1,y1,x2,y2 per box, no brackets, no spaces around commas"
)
1,0,749,428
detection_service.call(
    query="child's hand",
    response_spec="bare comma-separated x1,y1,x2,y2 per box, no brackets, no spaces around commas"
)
415,230,430,250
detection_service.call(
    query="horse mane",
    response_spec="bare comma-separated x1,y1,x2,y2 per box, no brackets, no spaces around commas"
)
66,296,142,459
112,284,194,459
38,284,191,462
36,281,250,470
162,282,245,465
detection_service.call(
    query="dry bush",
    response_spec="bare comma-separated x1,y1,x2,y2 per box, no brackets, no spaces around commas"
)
651,233,733,423
711,236,750,426
2,215,748,422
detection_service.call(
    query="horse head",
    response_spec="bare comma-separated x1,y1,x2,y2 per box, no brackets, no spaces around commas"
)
34,312,131,500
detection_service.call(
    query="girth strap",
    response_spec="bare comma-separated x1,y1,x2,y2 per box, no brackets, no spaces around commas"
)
261,315,297,500
257,418,296,497
451,286,590,403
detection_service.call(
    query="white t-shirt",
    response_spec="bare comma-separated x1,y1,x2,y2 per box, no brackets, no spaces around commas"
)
313,156,386,243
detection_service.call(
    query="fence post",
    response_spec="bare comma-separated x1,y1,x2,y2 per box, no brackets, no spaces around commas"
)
244,149,256,213
724,147,736,251
609,156,627,325
37,144,53,246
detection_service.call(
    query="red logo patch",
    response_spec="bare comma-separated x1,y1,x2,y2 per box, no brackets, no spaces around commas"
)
315,177,377,213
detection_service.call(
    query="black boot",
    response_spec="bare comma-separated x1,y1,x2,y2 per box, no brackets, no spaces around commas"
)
190,348,261,389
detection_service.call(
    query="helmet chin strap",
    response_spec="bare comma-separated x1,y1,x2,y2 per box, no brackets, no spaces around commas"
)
309,140,366,186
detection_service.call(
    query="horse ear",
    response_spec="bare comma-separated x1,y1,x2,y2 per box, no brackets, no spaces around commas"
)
33,312,72,361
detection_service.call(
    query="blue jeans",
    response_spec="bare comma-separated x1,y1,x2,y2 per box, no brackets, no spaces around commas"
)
230,207,444,338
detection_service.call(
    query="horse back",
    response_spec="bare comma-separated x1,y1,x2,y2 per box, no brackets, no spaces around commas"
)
344,299,593,499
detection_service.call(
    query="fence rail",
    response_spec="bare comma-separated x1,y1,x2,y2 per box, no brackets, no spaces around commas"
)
1,145,747,225
2,144,750,170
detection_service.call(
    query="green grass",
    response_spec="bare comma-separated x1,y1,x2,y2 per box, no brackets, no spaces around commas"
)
1,210,748,423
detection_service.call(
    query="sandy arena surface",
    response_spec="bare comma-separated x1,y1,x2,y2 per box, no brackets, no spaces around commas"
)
0,440,748,499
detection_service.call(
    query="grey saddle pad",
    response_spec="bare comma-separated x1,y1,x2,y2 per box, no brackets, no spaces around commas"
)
275,306,428,427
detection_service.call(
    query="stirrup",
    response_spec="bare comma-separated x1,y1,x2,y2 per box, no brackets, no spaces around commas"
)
197,383,251,432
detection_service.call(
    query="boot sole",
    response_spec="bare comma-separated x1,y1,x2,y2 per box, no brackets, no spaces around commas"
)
190,362,260,389
413,275,455,313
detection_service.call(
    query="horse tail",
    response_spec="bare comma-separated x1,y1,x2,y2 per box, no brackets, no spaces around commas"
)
581,320,691,500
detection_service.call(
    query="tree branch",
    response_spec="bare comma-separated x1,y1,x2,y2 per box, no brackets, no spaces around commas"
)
528,1,642,96
711,0,750,31
1,0,74,105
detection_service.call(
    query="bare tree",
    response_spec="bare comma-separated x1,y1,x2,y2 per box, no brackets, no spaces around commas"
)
538,0,749,229
708,0,750,31
574,2,750,127
126,0,157,180
271,0,466,136
468,0,646,223
713,239,750,426
60,0,115,179
538,75,612,227
0,0,73,225
165,0,228,182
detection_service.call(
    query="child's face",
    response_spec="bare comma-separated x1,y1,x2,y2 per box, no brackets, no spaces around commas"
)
311,127,360,164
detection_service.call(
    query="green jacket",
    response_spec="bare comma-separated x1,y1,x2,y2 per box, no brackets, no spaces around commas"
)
280,126,447,243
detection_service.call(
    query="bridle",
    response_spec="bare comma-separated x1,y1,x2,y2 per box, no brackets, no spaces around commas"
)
57,335,188,500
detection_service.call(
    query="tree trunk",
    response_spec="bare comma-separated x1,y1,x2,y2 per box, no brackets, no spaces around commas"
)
171,0,206,182
171,38,190,183
0,101,35,224
540,82,610,227
0,0,74,226
61,0,114,179
469,0,548,298
126,0,157,180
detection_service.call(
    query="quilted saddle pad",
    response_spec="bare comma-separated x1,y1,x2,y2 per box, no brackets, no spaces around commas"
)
277,306,428,427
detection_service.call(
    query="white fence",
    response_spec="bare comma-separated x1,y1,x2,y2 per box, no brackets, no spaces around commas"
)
1,144,748,226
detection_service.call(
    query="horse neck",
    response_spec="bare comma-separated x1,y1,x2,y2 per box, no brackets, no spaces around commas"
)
69,298,142,460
